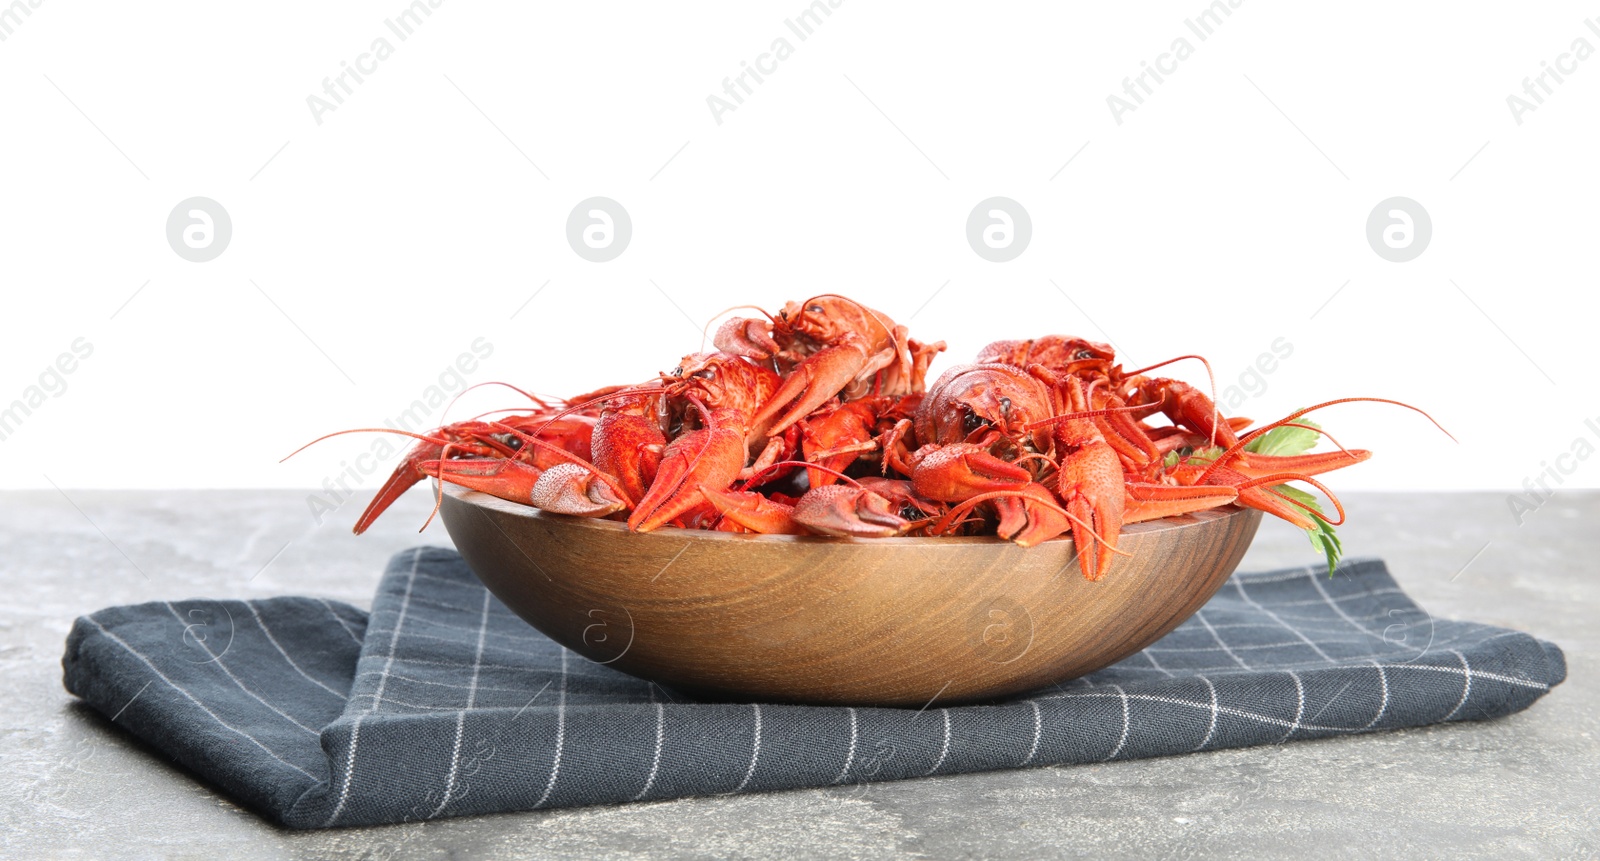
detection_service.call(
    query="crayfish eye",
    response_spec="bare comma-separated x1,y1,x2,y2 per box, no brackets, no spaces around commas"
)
1075,349,1095,359
999,396,1013,417
503,435,523,450
962,409,991,435
807,304,824,314
693,369,714,380
670,366,683,377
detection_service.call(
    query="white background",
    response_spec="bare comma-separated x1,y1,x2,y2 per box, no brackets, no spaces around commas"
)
2,1,1596,515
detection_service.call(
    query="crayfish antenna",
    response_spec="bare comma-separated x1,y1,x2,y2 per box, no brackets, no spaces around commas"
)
447,381,564,414
1120,354,1222,448
702,304,779,352
1121,354,1217,384
279,427,452,463
527,386,671,439
1197,397,1455,485
1024,402,1159,430
281,427,464,535
1235,472,1348,526
467,406,563,422
1264,421,1361,460
418,439,469,534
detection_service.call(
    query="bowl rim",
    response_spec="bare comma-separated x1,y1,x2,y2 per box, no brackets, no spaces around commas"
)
438,481,1248,546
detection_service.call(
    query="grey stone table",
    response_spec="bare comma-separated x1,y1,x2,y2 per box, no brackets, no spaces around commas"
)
1,490,1594,859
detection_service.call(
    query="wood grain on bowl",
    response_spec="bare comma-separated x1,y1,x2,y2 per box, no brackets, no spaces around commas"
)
438,483,1261,707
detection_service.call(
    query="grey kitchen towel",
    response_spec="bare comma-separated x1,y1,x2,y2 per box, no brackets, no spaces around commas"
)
62,548,1565,829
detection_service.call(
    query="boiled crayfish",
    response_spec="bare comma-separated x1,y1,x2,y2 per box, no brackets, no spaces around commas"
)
294,296,1449,582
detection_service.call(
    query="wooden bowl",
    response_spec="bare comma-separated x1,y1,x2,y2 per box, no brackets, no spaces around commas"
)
438,484,1261,707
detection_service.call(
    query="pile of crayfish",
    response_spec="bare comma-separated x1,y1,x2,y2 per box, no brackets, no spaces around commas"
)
296,294,1447,581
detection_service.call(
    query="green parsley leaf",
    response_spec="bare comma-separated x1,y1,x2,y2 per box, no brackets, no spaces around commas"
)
1243,418,1322,457
1164,446,1226,469
1306,515,1343,578
1269,484,1342,577
1183,446,1226,465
